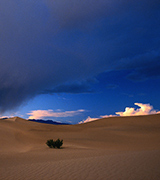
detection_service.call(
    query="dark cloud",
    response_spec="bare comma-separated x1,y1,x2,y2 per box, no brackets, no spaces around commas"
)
127,60,160,81
0,0,160,113
42,80,96,94
106,84,118,90
117,50,160,81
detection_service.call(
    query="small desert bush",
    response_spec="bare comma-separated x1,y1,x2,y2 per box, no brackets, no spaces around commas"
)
46,138,63,149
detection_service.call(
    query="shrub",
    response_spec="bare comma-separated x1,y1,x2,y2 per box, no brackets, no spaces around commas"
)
55,138,63,149
46,139,56,148
46,138,63,149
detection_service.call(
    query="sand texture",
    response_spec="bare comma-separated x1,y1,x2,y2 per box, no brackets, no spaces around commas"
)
0,114,160,180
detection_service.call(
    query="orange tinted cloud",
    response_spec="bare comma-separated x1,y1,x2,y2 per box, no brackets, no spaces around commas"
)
27,109,85,119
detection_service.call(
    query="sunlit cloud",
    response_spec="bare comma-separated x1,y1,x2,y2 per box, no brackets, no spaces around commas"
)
116,103,160,116
27,109,85,119
79,116,99,124
100,115,117,118
0,116,11,119
79,103,160,123
79,114,116,124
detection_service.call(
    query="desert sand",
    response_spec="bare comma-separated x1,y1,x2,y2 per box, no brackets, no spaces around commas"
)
0,114,160,180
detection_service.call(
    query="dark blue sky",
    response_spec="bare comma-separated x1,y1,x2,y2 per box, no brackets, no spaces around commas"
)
0,0,160,123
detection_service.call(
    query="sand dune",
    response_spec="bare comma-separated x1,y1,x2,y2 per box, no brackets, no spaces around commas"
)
0,114,160,180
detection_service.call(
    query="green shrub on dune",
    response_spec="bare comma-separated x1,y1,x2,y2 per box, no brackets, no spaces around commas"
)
46,139,63,149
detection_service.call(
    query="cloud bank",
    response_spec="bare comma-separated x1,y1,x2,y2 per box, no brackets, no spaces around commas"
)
116,103,160,116
80,103,160,123
0,0,160,113
27,109,85,120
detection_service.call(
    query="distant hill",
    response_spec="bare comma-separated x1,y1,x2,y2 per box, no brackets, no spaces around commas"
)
28,119,71,125
1,118,8,120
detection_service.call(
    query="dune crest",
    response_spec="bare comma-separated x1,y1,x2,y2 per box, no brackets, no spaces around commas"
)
1,116,26,122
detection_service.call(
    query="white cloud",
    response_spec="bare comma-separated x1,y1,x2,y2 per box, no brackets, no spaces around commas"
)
100,114,117,118
116,103,160,116
79,116,99,124
79,115,117,124
79,103,160,124
27,109,85,119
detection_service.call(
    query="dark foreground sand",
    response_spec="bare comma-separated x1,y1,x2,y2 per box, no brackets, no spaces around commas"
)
0,114,160,180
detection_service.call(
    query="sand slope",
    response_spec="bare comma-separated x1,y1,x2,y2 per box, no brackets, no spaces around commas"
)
0,115,160,180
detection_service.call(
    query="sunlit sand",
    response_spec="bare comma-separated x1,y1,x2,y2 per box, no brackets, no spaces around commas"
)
0,114,160,180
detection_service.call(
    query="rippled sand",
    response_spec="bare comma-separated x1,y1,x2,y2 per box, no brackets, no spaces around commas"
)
0,115,160,180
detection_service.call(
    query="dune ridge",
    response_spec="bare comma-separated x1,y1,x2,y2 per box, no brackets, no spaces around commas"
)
0,114,160,179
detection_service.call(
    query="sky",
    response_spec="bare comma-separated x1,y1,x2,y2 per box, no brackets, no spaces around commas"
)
0,0,160,124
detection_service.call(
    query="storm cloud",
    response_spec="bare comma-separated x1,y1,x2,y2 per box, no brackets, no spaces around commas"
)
0,0,160,113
